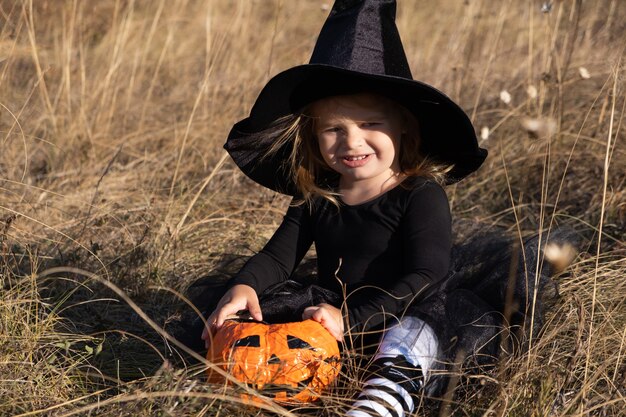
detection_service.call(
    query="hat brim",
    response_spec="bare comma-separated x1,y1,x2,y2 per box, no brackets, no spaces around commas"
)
225,64,487,195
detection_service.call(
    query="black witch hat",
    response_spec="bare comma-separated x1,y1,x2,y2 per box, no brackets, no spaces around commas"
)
224,0,487,195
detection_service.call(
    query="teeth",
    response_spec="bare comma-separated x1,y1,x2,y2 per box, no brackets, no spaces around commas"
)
345,155,368,161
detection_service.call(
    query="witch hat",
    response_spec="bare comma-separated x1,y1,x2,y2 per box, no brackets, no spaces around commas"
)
225,0,487,195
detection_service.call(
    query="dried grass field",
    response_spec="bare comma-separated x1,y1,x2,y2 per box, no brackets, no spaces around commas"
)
1,0,625,416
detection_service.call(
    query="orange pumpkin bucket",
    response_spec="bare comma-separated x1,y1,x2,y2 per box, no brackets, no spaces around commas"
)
207,319,341,404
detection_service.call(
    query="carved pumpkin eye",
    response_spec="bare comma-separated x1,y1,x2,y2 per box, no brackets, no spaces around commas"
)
287,335,314,350
233,335,260,348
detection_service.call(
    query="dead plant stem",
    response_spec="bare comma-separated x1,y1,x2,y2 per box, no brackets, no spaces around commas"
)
582,55,620,410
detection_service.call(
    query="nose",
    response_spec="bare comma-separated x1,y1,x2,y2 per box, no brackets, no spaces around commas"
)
342,125,364,148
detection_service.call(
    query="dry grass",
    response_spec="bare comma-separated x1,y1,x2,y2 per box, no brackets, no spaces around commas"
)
1,0,625,415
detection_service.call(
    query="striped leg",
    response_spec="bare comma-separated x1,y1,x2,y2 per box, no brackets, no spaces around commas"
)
346,356,422,417
346,317,438,417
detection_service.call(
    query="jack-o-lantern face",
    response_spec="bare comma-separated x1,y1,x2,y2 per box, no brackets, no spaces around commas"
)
207,319,341,404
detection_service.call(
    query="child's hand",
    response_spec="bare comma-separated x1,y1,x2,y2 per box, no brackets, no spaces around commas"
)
302,303,344,341
201,284,262,349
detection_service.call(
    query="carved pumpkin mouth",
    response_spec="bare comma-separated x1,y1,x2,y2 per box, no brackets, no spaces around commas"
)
258,376,315,395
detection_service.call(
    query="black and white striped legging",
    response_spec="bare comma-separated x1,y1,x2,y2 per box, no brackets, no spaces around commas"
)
346,317,438,417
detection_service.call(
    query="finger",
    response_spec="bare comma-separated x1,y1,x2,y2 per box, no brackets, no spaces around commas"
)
305,308,339,340
302,306,318,320
215,304,234,328
332,330,343,342
321,318,341,341
312,308,326,322
319,316,341,341
314,308,342,341
247,299,263,322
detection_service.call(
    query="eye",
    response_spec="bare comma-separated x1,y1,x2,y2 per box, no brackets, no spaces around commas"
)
287,335,314,350
321,126,341,134
233,335,260,348
361,121,382,128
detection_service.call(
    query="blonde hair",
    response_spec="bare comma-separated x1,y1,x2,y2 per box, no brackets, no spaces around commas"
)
264,95,452,207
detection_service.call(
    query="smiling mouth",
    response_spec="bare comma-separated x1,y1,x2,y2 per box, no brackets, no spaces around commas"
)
341,154,371,167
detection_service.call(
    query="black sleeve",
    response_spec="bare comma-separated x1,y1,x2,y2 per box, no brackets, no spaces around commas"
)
227,199,314,295
346,182,452,334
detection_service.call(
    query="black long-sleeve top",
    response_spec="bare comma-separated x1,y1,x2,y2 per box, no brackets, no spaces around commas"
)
228,176,452,335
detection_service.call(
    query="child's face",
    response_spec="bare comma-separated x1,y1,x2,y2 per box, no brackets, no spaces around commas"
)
310,93,404,189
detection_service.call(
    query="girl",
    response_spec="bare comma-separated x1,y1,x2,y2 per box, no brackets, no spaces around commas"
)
201,1,501,416
207,92,454,342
